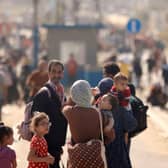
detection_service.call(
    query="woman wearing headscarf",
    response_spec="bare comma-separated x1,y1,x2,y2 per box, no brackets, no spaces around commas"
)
93,77,137,168
63,80,115,168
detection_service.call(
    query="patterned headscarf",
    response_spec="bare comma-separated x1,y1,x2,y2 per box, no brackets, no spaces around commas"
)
70,80,92,108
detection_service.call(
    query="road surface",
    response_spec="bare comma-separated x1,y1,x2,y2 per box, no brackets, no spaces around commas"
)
2,103,168,168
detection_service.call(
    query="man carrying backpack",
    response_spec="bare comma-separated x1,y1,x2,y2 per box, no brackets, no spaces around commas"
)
101,62,148,151
31,59,67,168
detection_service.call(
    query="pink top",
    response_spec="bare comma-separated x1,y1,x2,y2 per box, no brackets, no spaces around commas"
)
0,146,16,168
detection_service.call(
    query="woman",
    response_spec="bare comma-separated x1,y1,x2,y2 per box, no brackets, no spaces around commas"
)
63,80,115,168
105,105,137,168
93,78,137,168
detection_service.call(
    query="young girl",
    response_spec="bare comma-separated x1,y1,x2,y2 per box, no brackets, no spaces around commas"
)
0,126,17,168
27,112,55,168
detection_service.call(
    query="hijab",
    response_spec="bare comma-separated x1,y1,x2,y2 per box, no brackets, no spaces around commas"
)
70,80,92,108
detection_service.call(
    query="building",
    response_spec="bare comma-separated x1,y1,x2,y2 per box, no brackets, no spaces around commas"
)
43,24,104,86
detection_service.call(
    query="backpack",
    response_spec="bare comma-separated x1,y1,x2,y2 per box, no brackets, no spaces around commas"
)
129,96,148,138
17,86,51,141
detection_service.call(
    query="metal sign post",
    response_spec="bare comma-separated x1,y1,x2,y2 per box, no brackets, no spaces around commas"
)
32,0,39,69
126,18,142,53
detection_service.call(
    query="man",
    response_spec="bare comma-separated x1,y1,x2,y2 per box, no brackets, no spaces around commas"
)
0,62,12,120
66,53,78,86
26,59,49,99
102,61,136,95
31,60,67,168
103,61,120,79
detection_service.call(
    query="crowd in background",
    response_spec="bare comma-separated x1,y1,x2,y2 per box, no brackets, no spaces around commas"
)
0,31,167,168
0,33,168,122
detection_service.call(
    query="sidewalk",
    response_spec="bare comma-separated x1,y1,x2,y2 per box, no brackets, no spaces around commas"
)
2,100,168,167
2,103,69,168
139,50,168,136
2,103,29,168
147,105,168,137
136,88,168,138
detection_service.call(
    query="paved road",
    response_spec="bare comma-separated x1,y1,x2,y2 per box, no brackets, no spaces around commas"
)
2,103,168,168
131,117,168,168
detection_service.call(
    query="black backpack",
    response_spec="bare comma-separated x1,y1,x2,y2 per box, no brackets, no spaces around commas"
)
129,96,148,138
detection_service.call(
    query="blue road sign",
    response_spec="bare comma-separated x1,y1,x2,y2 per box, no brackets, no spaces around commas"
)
127,18,142,33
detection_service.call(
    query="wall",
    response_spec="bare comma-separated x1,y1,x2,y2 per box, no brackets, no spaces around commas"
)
47,28,97,65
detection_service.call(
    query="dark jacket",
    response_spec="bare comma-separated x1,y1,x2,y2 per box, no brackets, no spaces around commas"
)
106,107,137,168
31,83,67,155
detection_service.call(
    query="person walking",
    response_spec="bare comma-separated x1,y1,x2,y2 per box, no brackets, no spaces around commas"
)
66,53,78,87
133,58,142,88
63,80,115,168
26,59,48,100
31,59,67,168
0,62,12,120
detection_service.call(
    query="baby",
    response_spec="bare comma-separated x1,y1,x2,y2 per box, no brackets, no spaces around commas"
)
98,93,118,144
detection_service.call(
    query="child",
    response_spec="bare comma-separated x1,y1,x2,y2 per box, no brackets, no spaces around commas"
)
111,72,131,145
111,72,131,111
27,112,55,168
92,77,113,105
0,126,17,168
98,93,117,144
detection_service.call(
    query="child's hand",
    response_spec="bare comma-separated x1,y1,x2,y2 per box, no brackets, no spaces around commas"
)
45,155,55,164
91,87,100,96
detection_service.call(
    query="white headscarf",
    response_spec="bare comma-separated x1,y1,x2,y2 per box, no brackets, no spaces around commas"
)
70,80,92,108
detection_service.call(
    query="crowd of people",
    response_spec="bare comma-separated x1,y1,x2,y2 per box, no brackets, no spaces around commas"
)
0,59,140,168
0,32,167,168
105,39,168,108
0,56,21,120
